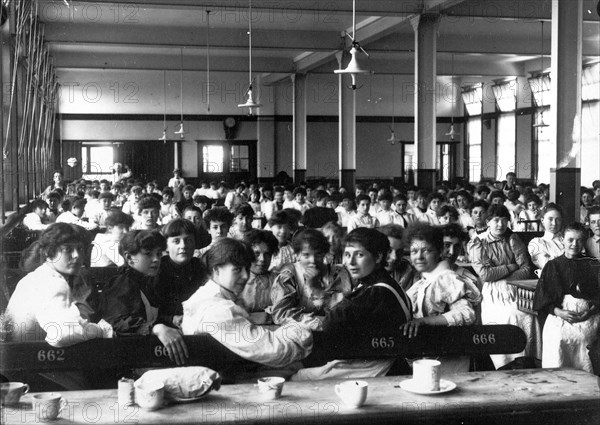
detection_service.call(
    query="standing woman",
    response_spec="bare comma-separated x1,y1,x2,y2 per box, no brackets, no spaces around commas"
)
528,203,564,272
401,223,481,373
468,205,537,369
168,168,186,203
42,170,67,200
7,223,112,346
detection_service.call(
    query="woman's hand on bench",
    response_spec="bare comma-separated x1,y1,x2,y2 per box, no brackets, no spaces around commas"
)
152,324,189,365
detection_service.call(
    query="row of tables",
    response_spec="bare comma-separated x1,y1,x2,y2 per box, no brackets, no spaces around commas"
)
2,368,599,424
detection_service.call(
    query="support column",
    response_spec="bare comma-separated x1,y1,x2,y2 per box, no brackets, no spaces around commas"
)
412,14,439,192
337,52,356,190
549,0,583,225
292,74,307,184
256,115,275,183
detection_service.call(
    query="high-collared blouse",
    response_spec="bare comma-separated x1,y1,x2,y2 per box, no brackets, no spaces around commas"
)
181,279,312,368
468,229,533,282
528,231,564,270
406,261,481,326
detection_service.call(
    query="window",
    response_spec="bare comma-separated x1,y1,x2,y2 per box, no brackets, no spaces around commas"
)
202,145,224,173
467,118,482,181
81,145,114,179
230,145,249,173
581,63,600,186
492,79,517,112
534,114,554,184
496,113,516,180
462,84,483,116
528,73,551,107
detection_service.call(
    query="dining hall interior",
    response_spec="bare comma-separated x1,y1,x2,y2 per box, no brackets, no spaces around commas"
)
1,1,600,424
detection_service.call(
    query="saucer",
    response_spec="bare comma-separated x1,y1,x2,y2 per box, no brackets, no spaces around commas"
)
399,379,457,395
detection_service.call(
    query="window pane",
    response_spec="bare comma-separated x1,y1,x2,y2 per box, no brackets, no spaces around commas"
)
467,118,482,181
203,145,224,173
492,80,517,112
496,114,516,180
462,85,483,116
239,145,248,158
88,146,113,174
81,147,88,173
404,144,415,176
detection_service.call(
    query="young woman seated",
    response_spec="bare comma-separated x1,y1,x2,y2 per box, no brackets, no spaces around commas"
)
235,229,279,324
132,195,162,231
90,210,134,267
401,223,481,373
267,210,297,271
292,228,412,381
533,222,600,373
528,203,564,272
155,219,209,329
101,230,188,365
7,223,112,346
228,203,255,240
271,229,352,330
194,207,234,257
181,238,312,370
22,199,50,231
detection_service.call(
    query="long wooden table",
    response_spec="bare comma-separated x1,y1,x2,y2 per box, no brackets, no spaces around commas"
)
2,369,599,425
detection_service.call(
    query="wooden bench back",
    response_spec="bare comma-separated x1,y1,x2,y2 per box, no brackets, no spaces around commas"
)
0,325,525,377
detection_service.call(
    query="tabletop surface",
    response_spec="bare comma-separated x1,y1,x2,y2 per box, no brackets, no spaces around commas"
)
2,368,599,424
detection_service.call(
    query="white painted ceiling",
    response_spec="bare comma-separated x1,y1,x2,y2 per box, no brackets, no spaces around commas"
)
38,0,600,81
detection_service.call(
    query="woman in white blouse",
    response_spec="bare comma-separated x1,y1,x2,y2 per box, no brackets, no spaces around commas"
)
7,223,112,346
401,223,481,373
182,238,312,371
528,203,564,272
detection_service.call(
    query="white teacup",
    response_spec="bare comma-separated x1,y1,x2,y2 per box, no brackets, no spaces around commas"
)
412,359,441,391
1,382,29,406
32,393,67,421
334,380,368,408
135,381,164,411
257,377,285,400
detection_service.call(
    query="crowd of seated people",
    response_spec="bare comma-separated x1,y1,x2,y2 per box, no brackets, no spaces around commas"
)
1,170,600,389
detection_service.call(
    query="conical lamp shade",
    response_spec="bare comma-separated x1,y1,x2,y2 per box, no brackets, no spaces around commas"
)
387,129,398,145
532,113,549,128
334,45,371,90
174,122,186,138
238,88,262,109
158,129,168,141
445,123,460,140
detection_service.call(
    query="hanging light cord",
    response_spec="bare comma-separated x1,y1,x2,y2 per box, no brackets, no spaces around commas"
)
180,47,184,122
206,10,211,112
248,0,253,89
163,70,167,130
539,21,544,106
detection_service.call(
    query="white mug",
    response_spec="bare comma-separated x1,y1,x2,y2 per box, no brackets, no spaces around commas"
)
32,393,67,421
135,381,164,410
0,382,29,406
334,380,368,408
412,359,441,391
257,377,285,400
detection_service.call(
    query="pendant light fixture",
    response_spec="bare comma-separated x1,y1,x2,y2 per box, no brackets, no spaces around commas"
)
206,9,211,113
238,0,262,113
334,0,371,90
388,75,399,145
174,47,186,138
445,53,460,141
158,70,169,142
533,21,549,128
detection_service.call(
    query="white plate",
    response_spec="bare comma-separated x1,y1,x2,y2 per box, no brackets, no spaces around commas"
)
399,379,457,395
170,393,210,403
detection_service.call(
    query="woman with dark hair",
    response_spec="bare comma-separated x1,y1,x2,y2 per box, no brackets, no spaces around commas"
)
7,223,112,346
292,227,412,381
42,170,67,199
468,204,537,369
271,229,352,330
401,223,481,373
235,229,279,322
155,219,208,329
101,230,188,365
181,238,312,369
528,203,564,272
533,222,600,372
